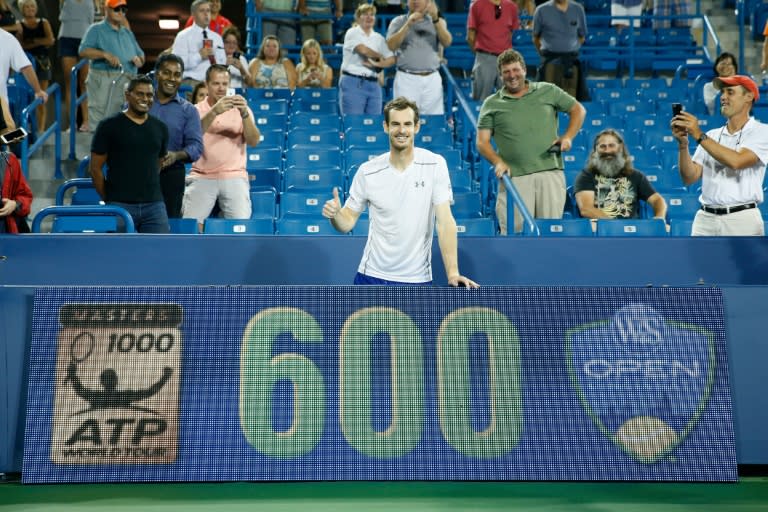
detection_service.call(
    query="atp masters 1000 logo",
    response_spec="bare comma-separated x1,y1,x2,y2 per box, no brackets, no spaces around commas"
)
566,304,715,464
51,304,183,464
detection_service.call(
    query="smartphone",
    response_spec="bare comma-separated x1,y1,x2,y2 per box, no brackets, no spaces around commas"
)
226,88,236,97
0,127,28,144
233,51,241,59
672,103,683,117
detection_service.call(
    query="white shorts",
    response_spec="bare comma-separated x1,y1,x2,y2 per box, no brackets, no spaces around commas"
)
611,4,643,27
393,70,444,116
182,176,252,223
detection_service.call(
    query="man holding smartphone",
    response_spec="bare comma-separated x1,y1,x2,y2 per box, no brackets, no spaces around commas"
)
671,75,768,236
0,96,33,234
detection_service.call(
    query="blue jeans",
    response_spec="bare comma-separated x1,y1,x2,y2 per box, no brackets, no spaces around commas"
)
354,272,432,286
109,201,170,233
339,74,383,116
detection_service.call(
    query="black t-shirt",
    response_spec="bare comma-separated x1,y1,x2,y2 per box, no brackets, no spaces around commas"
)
91,113,168,203
573,169,657,219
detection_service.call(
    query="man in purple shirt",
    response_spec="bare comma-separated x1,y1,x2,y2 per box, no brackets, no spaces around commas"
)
150,53,204,218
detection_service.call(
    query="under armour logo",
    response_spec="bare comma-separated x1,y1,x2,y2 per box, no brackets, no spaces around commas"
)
415,181,425,188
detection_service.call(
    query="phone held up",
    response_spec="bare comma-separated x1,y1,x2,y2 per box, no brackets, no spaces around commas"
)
0,127,28,145
672,103,683,117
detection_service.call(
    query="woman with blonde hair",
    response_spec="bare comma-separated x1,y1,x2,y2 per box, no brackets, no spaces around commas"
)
248,35,297,90
296,38,332,88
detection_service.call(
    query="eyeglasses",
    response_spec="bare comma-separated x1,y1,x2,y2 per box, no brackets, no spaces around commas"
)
113,6,128,13
494,4,501,19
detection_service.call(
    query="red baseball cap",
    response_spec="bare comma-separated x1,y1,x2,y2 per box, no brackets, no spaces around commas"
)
105,0,127,8
714,75,760,102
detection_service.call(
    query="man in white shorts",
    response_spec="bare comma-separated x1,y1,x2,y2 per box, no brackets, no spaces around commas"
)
671,74,768,236
182,64,261,231
322,97,479,288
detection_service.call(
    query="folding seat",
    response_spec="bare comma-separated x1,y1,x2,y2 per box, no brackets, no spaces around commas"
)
456,217,496,236
596,218,667,236
607,99,655,117
289,112,342,131
257,128,286,150
276,217,346,235
343,114,384,132
665,192,701,221
32,205,135,233
344,130,389,150
55,178,102,206
290,99,339,116
285,147,343,171
346,148,386,174
279,190,327,217
246,88,292,102
286,127,342,150
251,188,278,219
536,218,593,236
247,98,289,116
282,167,344,192
415,129,454,149
252,112,288,129
292,88,338,103
449,169,474,192
451,191,483,219
52,216,119,233
204,218,274,235
167,218,199,234
668,218,693,237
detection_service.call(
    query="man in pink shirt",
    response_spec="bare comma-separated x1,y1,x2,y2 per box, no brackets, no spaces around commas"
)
182,64,261,230
184,0,232,34
466,0,519,100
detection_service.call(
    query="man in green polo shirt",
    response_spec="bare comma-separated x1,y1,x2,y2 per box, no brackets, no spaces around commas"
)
476,49,585,234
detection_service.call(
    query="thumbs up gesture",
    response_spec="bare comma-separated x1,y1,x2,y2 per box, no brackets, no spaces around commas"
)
322,187,342,219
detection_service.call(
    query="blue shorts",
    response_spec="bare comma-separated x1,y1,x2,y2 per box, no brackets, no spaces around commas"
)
58,37,81,58
353,272,432,287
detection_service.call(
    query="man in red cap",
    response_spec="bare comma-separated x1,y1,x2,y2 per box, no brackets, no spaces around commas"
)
671,74,768,236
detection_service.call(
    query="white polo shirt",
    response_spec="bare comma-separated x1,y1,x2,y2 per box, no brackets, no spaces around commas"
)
346,148,453,283
693,117,768,207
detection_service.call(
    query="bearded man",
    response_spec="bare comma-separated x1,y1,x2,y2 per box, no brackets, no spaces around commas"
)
574,129,667,220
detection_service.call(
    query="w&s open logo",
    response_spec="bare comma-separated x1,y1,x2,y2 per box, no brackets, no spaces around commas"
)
565,304,715,464
51,304,183,464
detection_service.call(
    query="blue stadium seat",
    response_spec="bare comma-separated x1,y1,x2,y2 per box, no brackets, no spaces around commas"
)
536,218,593,236
449,169,474,192
607,99,655,116
456,217,496,236
596,218,667,236
253,112,288,128
204,218,274,234
168,218,199,234
246,88,292,102
246,147,283,171
592,88,638,103
287,127,342,150
32,205,135,233
415,129,454,149
289,112,342,131
285,147,342,170
251,188,278,219
346,148,385,173
343,114,384,131
452,191,483,218
279,191,327,217
248,98,289,115
344,130,389,150
292,88,338,102
587,78,623,91
291,99,339,115
52,216,119,233
55,178,102,206
283,167,344,192
665,192,701,220
668,218,694,236
257,128,286,150
624,77,668,90
276,217,345,235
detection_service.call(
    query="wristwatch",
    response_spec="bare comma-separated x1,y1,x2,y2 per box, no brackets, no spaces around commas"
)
696,133,708,143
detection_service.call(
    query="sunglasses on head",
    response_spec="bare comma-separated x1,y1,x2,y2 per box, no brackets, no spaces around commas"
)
112,5,128,13
494,4,501,19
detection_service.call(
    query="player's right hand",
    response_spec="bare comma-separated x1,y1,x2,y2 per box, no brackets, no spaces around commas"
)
322,187,342,219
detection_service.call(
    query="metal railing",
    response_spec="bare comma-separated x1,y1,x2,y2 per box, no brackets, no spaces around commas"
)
68,58,89,160
20,83,62,179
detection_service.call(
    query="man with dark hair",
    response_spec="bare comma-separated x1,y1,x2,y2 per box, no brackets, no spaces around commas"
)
150,53,204,218
466,0,519,101
90,75,170,233
574,129,666,220
172,0,226,84
322,96,478,288
79,0,144,131
476,49,585,234
672,75,768,236
182,65,260,230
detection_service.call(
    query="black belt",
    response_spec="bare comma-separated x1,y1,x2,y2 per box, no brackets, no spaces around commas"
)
700,203,757,215
397,69,436,76
342,71,377,82
476,49,500,57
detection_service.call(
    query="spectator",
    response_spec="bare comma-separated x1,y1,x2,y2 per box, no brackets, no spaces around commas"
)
18,0,53,131
611,0,646,31
374,0,403,15
532,0,588,100
652,0,690,29
0,96,33,234
172,0,226,86
222,26,253,88
466,0,519,101
574,129,666,220
191,81,208,103
339,3,394,115
184,0,231,34
0,24,47,104
248,35,297,89
255,0,297,51
322,96,478,288
672,75,768,236
297,0,342,46
79,0,144,131
0,0,20,34
58,0,95,132
703,52,736,116
386,0,452,116
149,54,204,219
296,38,333,88
183,65,261,230
89,75,170,233
476,49,585,234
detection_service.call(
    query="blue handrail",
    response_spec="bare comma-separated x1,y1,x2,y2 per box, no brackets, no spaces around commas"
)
20,83,62,179
501,175,539,237
68,58,89,160
31,205,135,233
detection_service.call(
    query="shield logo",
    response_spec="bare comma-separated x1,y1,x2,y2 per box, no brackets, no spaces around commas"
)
565,304,715,463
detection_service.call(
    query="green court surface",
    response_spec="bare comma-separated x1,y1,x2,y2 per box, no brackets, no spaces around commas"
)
2,479,768,511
